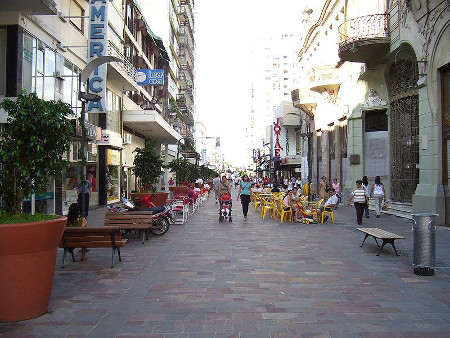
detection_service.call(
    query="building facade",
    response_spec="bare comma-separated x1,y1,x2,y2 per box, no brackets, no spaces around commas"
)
0,0,185,214
293,0,449,225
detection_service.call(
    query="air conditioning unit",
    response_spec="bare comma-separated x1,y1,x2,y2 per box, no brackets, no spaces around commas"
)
123,133,132,145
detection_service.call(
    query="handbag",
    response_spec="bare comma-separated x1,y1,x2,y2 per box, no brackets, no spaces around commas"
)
381,200,389,211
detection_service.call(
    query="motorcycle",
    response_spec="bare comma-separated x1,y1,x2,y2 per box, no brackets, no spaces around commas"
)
107,196,173,236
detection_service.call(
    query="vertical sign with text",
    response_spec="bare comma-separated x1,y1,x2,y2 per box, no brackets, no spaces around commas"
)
87,0,108,113
273,118,283,161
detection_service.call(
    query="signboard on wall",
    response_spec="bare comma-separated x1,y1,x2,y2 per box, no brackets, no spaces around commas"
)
107,149,120,166
273,117,283,158
135,69,164,85
87,0,108,113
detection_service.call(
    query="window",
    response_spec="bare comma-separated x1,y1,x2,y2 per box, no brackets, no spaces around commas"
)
69,0,85,33
106,89,122,133
364,110,388,132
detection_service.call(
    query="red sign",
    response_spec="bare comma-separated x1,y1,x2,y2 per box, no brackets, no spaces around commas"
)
273,118,282,158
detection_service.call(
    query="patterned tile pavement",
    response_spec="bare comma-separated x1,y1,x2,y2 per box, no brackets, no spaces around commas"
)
1,188,450,337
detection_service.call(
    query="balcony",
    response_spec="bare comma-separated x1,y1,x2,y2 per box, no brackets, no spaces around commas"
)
338,14,390,63
181,107,194,125
0,0,56,14
291,89,317,119
107,41,139,91
181,126,194,140
179,61,194,82
307,65,340,99
176,93,186,108
123,110,182,144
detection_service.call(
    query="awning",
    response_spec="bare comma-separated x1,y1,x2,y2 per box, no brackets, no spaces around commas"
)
132,0,170,63
123,109,182,144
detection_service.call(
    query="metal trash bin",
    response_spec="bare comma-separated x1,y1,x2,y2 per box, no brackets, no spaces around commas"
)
412,213,438,276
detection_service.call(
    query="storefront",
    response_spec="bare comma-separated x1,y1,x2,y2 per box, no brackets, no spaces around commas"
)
97,130,123,205
59,121,101,215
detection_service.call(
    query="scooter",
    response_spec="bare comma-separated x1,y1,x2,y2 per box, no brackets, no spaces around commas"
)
107,197,173,236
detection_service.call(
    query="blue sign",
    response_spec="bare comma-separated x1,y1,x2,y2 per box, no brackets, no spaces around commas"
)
135,69,164,85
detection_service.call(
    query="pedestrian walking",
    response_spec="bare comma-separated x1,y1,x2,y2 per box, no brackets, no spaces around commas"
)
362,176,370,218
332,178,342,204
348,179,369,225
77,176,92,218
370,175,386,218
319,176,328,199
237,174,251,220
212,173,220,203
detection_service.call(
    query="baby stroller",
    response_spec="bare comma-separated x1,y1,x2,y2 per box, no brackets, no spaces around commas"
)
219,193,232,222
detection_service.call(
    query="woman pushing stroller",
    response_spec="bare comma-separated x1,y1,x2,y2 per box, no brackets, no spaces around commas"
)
218,175,232,222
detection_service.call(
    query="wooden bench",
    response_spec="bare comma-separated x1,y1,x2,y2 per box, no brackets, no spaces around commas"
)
104,211,157,244
59,227,127,268
357,227,405,256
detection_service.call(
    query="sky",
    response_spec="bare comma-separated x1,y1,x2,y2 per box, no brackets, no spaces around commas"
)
194,0,313,167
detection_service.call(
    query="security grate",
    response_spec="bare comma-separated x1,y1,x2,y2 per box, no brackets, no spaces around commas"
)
388,58,419,202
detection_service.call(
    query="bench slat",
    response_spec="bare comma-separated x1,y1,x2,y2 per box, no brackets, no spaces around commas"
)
357,227,404,239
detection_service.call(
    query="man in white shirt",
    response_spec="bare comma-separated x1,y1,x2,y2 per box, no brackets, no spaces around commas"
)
321,188,338,222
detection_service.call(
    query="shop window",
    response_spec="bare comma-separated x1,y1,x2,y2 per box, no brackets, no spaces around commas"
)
365,110,388,132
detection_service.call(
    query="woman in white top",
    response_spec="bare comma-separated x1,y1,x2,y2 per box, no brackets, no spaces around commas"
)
348,180,369,225
370,176,386,218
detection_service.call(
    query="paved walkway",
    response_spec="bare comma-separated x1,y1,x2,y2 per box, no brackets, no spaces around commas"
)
2,190,450,337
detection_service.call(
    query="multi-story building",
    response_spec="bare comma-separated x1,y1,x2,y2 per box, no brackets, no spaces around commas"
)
0,0,182,213
248,34,303,178
294,0,449,225
140,0,196,156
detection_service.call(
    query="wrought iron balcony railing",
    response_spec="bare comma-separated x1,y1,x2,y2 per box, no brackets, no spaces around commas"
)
107,41,136,81
338,14,389,46
338,14,390,62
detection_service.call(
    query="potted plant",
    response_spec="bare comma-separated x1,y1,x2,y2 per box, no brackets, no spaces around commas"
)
0,92,74,322
130,140,168,206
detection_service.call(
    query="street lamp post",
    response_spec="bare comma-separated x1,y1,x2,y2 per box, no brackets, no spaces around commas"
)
78,56,123,216
301,122,313,202
288,111,314,201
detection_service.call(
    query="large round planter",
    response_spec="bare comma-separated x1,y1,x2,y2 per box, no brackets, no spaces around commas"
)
0,217,66,322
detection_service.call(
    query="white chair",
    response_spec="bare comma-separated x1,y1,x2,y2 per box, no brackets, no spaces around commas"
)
171,198,189,224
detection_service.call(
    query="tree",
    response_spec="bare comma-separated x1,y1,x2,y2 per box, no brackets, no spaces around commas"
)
199,165,217,180
167,158,196,185
0,92,74,214
132,140,164,191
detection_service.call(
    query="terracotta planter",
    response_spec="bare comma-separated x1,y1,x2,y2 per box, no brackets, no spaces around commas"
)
0,217,66,322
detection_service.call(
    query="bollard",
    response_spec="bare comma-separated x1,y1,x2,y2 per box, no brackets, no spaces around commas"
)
411,213,438,276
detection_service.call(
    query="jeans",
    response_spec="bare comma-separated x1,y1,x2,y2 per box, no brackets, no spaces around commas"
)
364,204,369,217
77,192,90,218
240,194,251,217
354,202,366,224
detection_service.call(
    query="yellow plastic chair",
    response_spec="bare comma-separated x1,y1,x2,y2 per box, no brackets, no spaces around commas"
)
279,204,293,224
261,199,276,219
307,198,324,209
253,193,262,212
321,206,335,224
